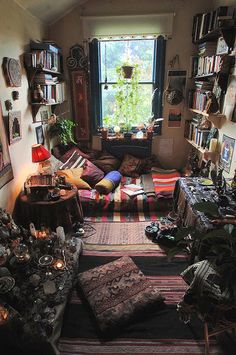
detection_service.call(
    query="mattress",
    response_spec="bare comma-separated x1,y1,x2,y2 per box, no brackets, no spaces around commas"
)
79,176,172,215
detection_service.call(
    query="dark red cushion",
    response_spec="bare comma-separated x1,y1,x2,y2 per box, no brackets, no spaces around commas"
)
60,147,91,162
81,160,104,187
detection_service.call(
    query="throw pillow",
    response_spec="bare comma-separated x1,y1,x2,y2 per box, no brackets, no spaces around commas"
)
92,152,121,173
59,151,86,170
119,154,143,177
81,160,104,187
57,168,92,190
59,146,91,162
95,171,122,194
78,256,164,332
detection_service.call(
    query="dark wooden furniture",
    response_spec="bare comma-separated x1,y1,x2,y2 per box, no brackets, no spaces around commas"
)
101,137,152,159
14,186,83,232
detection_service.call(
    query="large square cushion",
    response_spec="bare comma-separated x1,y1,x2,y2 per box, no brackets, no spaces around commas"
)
78,256,164,332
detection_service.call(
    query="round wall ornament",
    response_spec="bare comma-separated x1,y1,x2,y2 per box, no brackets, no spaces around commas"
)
2,57,22,87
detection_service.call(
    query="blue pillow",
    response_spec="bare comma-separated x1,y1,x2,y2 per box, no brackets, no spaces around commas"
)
95,171,122,195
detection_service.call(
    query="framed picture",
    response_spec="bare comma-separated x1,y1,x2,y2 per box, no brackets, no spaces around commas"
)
0,102,14,189
40,110,49,124
168,108,182,128
71,70,89,140
216,36,229,55
35,125,44,145
8,111,22,144
220,134,235,173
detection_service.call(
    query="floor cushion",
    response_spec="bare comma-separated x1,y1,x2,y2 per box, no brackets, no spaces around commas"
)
78,256,164,332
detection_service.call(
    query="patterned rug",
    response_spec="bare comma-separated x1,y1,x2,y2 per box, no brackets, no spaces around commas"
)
84,211,165,222
59,222,222,355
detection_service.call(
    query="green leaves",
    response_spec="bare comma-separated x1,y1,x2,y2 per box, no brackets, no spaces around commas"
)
48,118,76,145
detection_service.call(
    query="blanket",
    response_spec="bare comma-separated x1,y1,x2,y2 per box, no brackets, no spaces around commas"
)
152,168,181,199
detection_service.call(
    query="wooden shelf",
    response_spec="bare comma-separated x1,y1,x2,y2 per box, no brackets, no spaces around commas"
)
186,139,205,154
27,67,61,75
189,109,225,128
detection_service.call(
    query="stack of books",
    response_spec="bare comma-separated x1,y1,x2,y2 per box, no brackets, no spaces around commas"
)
121,184,144,197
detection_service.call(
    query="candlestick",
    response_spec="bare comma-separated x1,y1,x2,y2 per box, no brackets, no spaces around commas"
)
209,138,218,152
0,305,9,325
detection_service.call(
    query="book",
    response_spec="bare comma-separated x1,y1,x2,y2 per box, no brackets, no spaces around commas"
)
123,183,143,191
121,188,144,197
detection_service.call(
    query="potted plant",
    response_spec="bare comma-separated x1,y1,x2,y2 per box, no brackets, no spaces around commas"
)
113,63,140,137
121,65,134,79
48,116,76,146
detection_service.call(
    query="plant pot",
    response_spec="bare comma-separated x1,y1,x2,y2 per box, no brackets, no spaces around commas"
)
122,66,134,79
123,132,133,139
101,129,108,139
147,131,153,140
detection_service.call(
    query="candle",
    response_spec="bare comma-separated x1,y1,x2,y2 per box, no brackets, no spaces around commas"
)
53,259,65,270
0,305,9,325
209,138,218,152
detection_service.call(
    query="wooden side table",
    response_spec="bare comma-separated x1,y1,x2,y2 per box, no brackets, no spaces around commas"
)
14,186,83,232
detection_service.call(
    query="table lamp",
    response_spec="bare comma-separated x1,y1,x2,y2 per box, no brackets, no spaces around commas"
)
32,144,51,173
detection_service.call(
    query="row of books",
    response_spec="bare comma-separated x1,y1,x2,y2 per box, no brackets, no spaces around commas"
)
196,55,222,77
24,50,62,73
188,122,210,149
32,82,66,104
192,6,235,43
34,73,59,85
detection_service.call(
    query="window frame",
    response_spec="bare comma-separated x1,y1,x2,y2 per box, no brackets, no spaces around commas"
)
89,36,166,135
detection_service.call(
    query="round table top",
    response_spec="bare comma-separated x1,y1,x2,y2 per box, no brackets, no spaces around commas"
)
20,185,78,205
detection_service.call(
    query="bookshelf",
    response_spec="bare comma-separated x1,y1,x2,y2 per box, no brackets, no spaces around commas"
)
189,109,224,128
24,41,66,122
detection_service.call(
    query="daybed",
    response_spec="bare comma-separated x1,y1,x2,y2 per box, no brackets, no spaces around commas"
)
51,144,180,218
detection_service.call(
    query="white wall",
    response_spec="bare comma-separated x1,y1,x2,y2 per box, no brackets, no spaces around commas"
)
0,0,48,212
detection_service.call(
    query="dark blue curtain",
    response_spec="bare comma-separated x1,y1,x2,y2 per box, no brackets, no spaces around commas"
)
152,36,166,134
89,39,101,131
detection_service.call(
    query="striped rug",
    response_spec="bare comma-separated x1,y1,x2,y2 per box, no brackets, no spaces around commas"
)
59,222,222,355
84,211,165,222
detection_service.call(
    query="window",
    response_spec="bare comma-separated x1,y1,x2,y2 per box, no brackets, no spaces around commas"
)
89,37,166,133
100,39,155,128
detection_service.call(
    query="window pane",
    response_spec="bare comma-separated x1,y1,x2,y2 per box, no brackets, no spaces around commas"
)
101,84,153,127
100,39,154,83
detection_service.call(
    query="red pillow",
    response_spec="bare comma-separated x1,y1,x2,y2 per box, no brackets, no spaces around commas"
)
81,160,104,187
60,147,90,162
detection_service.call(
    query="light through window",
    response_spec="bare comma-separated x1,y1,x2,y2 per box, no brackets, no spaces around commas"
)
99,39,155,129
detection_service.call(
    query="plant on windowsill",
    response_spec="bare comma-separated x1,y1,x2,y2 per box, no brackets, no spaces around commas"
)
48,116,77,146
113,63,141,137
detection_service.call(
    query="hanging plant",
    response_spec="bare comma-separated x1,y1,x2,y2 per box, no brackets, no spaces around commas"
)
121,65,134,79
113,63,141,132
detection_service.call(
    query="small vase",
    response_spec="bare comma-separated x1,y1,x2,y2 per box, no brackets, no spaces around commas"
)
101,129,108,139
147,131,153,140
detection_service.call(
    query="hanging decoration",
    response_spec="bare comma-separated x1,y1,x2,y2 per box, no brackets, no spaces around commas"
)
104,43,108,90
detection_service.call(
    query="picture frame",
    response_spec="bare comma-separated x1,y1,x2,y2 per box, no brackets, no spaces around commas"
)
220,134,235,173
40,110,49,124
71,70,89,141
35,125,45,145
216,36,229,55
8,111,22,144
0,102,14,189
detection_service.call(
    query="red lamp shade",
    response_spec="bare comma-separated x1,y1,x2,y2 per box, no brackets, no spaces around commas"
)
32,144,51,163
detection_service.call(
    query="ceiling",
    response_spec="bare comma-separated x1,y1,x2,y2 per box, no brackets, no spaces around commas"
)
15,0,88,24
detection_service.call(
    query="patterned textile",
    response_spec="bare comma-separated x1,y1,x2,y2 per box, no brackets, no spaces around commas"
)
119,154,144,177
84,211,162,222
59,150,86,170
152,168,181,198
79,176,172,214
177,260,234,327
95,171,122,195
78,256,164,332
